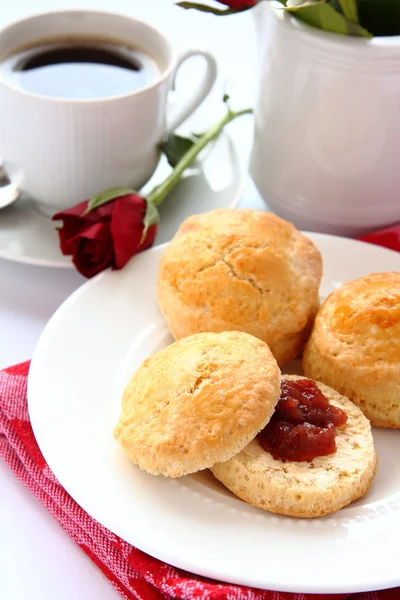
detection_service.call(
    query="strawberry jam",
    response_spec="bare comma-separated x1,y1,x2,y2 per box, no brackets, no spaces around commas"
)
258,378,347,462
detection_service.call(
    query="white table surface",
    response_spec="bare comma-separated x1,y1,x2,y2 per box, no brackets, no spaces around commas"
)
0,1,266,598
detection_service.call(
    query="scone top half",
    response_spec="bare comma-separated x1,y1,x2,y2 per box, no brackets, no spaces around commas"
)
114,331,281,478
157,209,322,365
303,272,400,428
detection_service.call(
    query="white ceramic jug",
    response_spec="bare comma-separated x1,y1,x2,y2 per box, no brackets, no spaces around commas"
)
250,1,400,236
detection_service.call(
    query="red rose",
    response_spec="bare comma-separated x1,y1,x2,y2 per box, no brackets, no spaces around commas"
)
52,193,157,278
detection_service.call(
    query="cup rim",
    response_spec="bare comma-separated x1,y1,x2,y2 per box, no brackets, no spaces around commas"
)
0,8,177,104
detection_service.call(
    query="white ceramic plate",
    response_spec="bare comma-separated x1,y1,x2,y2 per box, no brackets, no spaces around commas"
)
28,234,400,594
0,125,250,267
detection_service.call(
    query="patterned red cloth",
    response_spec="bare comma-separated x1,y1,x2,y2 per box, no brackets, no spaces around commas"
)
0,225,399,600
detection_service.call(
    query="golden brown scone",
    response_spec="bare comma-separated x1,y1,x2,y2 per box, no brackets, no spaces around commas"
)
303,272,400,428
211,376,377,518
157,209,322,365
114,331,280,478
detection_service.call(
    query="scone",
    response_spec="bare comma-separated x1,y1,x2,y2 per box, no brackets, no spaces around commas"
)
157,209,322,365
114,331,280,478
303,272,400,428
211,376,377,518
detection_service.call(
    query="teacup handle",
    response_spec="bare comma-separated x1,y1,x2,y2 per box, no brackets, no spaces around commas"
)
166,49,217,134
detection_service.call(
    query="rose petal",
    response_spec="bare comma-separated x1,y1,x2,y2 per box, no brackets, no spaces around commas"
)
72,239,114,278
52,201,89,221
85,201,116,221
53,198,115,223
74,221,111,241
52,201,88,254
71,221,115,278
110,194,150,269
55,219,84,255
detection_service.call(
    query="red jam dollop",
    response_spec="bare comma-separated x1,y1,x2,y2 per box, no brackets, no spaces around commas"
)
258,378,348,462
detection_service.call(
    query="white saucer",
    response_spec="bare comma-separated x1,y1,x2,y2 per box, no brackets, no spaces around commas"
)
0,122,251,268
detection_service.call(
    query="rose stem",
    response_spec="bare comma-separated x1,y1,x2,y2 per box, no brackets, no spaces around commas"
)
147,107,252,207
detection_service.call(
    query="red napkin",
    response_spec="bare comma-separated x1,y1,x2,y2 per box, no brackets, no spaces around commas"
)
0,225,399,600
2,363,400,600
358,223,400,252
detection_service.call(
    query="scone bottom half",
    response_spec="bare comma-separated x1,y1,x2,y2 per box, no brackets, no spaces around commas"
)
113,331,281,478
211,376,378,518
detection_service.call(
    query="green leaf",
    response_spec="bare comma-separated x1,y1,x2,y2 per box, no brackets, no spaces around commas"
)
160,134,196,167
141,200,160,243
337,0,359,23
288,3,372,36
84,187,135,214
223,93,230,103
176,2,249,15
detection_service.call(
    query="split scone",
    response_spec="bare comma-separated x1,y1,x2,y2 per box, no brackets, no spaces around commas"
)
157,209,322,365
114,331,280,478
303,272,400,428
211,376,377,518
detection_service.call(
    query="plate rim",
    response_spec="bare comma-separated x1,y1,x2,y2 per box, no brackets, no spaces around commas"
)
27,233,400,594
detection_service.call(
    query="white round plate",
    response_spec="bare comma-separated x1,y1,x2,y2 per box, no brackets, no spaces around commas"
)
28,234,400,594
0,126,249,267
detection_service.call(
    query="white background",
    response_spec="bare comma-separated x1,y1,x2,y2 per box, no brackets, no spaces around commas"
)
0,1,265,598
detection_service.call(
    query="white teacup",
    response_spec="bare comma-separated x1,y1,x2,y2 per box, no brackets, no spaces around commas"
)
0,10,217,216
